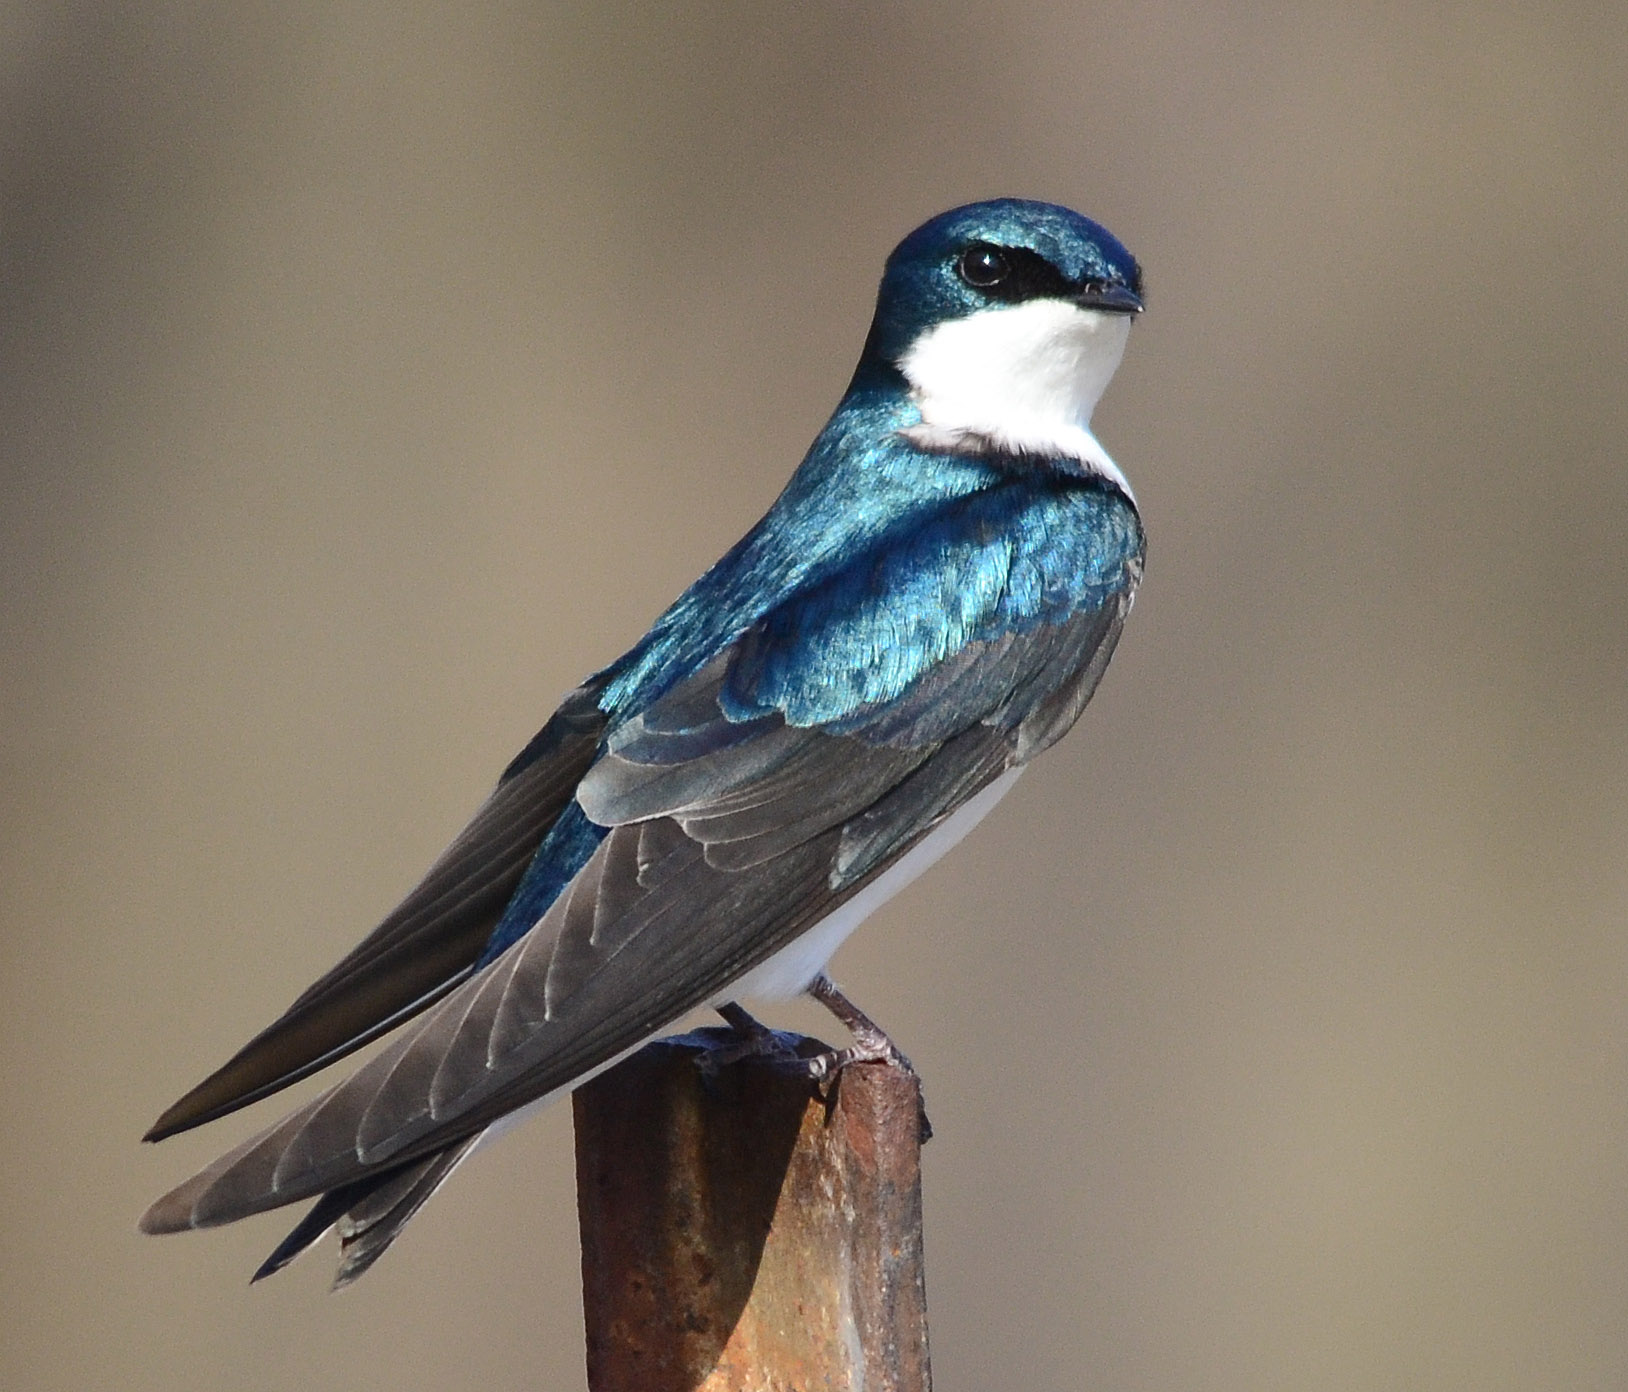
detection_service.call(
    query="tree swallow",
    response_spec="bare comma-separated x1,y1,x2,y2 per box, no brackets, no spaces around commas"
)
140,198,1147,1287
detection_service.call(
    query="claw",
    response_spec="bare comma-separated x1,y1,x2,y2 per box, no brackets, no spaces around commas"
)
805,974,932,1142
700,983,932,1141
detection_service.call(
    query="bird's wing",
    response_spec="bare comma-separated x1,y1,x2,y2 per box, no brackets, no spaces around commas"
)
143,683,608,1141
142,479,1142,1237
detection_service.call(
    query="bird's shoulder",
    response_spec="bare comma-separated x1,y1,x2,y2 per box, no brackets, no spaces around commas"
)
719,467,1143,737
605,456,1141,734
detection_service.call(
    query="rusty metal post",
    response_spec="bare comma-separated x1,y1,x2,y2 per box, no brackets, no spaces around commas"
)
573,1028,932,1392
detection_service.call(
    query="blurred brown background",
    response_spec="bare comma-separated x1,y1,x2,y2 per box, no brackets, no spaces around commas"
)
3,3,1625,1389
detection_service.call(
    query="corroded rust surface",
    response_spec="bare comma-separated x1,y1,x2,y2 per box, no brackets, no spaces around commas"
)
574,1029,931,1392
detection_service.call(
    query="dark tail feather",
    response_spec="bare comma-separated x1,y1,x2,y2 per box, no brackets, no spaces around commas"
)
332,1138,479,1289
252,1183,367,1283
251,1137,480,1288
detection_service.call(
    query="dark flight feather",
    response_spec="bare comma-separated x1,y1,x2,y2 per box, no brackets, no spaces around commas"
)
143,684,606,1142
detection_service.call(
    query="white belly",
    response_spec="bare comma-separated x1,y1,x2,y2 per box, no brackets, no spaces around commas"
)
719,764,1025,1002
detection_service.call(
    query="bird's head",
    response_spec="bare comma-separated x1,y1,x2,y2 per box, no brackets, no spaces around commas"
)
855,199,1144,460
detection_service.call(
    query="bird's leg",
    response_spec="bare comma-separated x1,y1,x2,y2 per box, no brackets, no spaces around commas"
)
805,974,915,1077
717,1000,773,1042
697,1000,798,1074
805,974,931,1141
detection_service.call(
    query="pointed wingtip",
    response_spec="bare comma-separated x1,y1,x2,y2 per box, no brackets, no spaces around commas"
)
137,1198,185,1236
142,1057,283,1143
141,1116,179,1145
142,1080,232,1144
138,1171,212,1236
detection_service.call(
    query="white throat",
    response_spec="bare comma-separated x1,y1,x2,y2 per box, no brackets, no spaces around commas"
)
897,299,1133,497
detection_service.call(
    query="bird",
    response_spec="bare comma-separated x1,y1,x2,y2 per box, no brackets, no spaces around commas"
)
140,197,1148,1288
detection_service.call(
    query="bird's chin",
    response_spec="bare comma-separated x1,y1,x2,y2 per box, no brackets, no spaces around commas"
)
899,299,1129,448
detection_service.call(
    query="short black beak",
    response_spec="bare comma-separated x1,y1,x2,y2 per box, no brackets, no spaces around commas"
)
1074,281,1143,315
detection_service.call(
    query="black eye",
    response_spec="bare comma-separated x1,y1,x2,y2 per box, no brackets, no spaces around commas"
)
957,243,1010,289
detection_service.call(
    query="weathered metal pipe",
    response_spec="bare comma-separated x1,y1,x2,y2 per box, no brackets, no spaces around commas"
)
574,1028,931,1392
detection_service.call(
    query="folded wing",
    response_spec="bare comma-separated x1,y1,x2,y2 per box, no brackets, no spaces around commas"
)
143,683,607,1141
140,475,1143,1278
